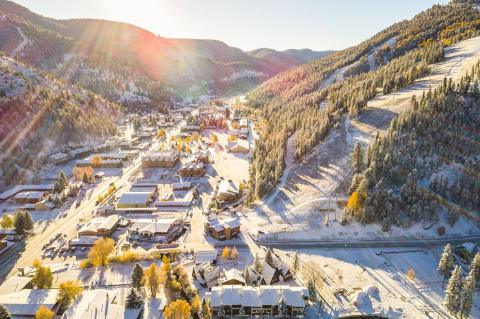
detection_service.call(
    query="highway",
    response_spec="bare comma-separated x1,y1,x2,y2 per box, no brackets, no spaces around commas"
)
211,234,480,250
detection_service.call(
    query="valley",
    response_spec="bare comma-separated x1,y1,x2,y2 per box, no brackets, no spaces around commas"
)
0,1,479,319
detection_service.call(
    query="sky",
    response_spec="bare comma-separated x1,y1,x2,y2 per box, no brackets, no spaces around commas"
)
14,0,449,52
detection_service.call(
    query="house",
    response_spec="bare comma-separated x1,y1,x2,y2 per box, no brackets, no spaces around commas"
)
192,263,221,288
0,184,55,202
179,162,205,177
172,182,193,191
244,266,263,286
69,146,93,159
239,127,249,139
206,217,241,240
217,180,241,204
261,261,281,285
221,269,246,286
195,248,218,264
207,285,307,318
48,152,70,164
227,139,249,153
0,289,60,318
128,217,184,243
141,151,179,168
34,200,56,211
155,190,194,207
78,215,121,237
192,151,210,164
13,191,48,204
116,192,153,209
61,289,141,319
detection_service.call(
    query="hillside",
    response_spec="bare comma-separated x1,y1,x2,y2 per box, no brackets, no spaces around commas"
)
0,55,120,188
0,0,320,102
245,2,480,201
248,48,334,70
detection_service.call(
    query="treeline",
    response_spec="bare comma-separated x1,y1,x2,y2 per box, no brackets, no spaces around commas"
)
347,69,480,229
246,2,480,200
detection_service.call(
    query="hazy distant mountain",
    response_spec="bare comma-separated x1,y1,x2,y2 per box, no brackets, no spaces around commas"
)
249,48,334,67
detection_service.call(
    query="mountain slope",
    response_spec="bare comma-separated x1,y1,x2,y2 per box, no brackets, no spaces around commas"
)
0,0,322,101
0,55,120,188
245,2,480,200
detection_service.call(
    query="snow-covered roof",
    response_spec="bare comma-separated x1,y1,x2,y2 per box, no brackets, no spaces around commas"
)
0,276,33,295
283,287,305,307
61,289,140,319
262,262,277,285
130,218,178,235
78,215,119,235
117,192,151,205
222,269,245,285
0,184,54,201
209,285,306,308
0,289,58,316
218,180,239,196
195,248,217,264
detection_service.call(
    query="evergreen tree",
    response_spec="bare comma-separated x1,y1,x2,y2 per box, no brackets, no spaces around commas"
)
438,244,455,286
352,142,364,174
253,253,263,273
0,304,11,319
308,279,318,303
265,249,274,267
13,210,33,235
201,298,212,319
444,266,463,316
470,253,480,288
125,288,143,309
131,263,144,291
292,251,300,275
459,270,476,319
82,171,89,184
244,268,251,285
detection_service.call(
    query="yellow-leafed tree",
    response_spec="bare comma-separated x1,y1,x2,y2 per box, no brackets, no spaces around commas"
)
57,280,83,312
91,155,102,168
1,213,13,229
346,191,361,215
164,299,191,319
88,237,114,266
144,263,161,298
35,306,54,319
221,246,231,259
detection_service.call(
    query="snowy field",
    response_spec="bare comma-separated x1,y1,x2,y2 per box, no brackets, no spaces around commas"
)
276,247,480,319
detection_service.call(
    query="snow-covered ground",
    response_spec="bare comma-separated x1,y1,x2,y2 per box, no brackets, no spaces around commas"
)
275,247,480,319
246,35,480,241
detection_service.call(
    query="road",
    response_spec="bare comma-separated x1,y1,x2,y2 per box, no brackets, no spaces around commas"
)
3,141,156,280
211,234,480,251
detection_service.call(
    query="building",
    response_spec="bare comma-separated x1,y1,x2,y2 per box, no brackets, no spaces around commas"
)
48,152,70,164
78,215,121,237
217,180,241,204
227,139,249,153
192,263,221,288
179,162,205,177
116,192,154,209
194,248,218,264
141,151,179,168
207,285,307,317
128,217,184,243
172,182,193,191
13,191,48,204
61,289,141,319
0,184,54,202
221,269,246,286
69,146,93,159
206,217,241,240
192,151,210,164
0,289,60,318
